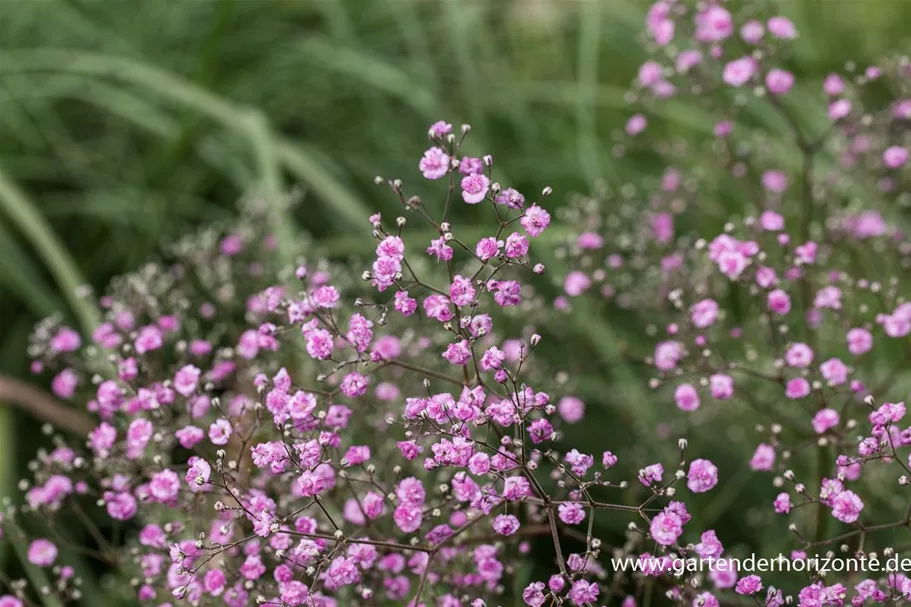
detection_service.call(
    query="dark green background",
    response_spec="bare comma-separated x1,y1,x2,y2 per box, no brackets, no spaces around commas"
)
2,0,911,603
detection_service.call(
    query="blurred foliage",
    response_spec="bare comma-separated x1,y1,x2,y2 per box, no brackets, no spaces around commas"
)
3,0,911,602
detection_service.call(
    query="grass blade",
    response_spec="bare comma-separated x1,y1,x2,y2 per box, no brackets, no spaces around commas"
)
0,165,98,332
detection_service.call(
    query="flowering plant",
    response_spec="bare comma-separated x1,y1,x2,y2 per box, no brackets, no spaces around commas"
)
5,1,911,607
556,0,911,605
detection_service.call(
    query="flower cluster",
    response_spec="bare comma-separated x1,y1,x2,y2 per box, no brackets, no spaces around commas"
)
6,1,911,606
556,0,911,604
1,116,729,607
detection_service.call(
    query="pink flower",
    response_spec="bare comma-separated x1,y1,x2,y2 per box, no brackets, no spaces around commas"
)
394,291,417,316
428,120,452,138
814,285,842,310
149,469,180,504
468,452,490,475
492,514,520,536
750,444,776,471
459,156,484,175
311,285,339,309
847,328,873,355
824,74,845,95
812,408,840,434
674,383,700,412
494,187,525,209
568,579,600,605
89,422,117,457
134,324,163,354
654,340,684,371
521,205,551,237
297,470,328,498
49,326,81,352
785,343,814,368
305,328,334,360
639,463,664,487
831,490,864,523
767,16,797,39
476,236,501,260
557,502,586,526
449,275,476,307
894,99,911,119
760,211,785,231
362,491,385,519
723,57,756,87
419,147,450,180
795,241,817,264
626,114,647,135
208,419,232,445
442,340,472,365
564,271,592,297
694,593,719,607
710,374,734,400
762,170,789,193
51,368,79,399
716,250,748,278
376,235,405,260
480,346,506,371
523,582,547,607
423,294,453,322
766,69,794,95
774,492,792,514
687,459,719,493
785,377,811,399
185,457,211,491
883,146,909,169
461,174,490,204
767,289,791,315
690,299,719,328
504,232,529,258
736,575,763,595
280,581,309,606
638,61,663,87
740,20,764,43
340,372,368,397
695,530,724,559
829,99,852,121
556,396,584,423
393,503,422,533
173,364,201,397
649,511,683,545
103,491,136,521
565,449,594,476
27,539,58,567
714,121,733,137
820,358,848,385
650,21,674,47
676,50,703,73
695,5,733,41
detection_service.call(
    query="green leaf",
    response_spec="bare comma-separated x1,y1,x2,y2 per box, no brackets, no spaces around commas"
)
0,164,98,332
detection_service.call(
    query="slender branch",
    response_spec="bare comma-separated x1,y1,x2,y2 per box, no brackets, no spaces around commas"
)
0,374,94,435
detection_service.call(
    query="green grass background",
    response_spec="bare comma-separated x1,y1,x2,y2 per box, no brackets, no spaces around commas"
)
2,0,911,602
